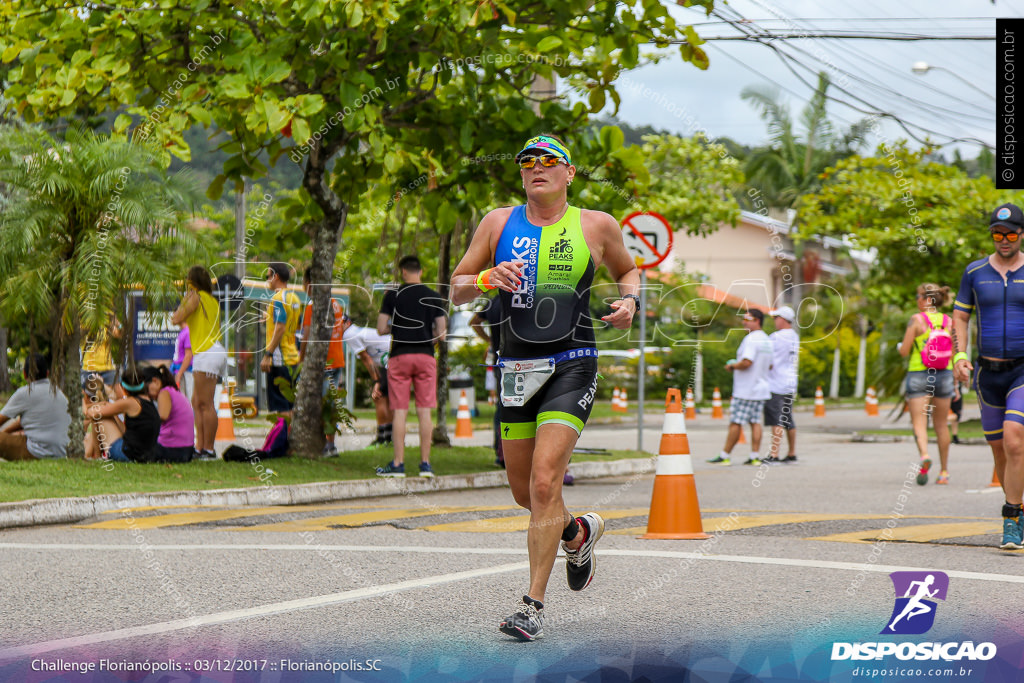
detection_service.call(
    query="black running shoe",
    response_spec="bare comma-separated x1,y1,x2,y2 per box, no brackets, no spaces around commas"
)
499,596,544,641
562,513,605,591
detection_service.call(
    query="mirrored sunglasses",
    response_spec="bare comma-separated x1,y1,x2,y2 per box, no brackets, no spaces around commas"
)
518,154,566,169
992,231,1021,242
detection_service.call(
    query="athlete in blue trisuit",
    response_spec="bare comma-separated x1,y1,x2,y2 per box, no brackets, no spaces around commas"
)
451,134,640,641
952,203,1024,550
888,574,938,631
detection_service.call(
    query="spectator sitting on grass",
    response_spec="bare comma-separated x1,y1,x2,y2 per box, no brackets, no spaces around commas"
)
83,366,161,463
0,353,71,461
146,365,195,463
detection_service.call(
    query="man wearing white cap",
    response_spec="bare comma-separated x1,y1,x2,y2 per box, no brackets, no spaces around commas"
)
764,305,799,463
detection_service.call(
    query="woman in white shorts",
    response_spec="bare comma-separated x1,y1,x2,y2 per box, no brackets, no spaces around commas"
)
172,266,226,460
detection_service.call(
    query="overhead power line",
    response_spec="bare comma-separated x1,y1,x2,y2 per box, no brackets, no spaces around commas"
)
671,32,994,42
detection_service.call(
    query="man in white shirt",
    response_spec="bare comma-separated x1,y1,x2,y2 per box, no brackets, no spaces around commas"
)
708,308,773,466
342,315,394,447
764,305,800,464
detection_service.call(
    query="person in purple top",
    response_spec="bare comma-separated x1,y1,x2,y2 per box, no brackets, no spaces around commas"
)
146,365,195,463
171,325,194,400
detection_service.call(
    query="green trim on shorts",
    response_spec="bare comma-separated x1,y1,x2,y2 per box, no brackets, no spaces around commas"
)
500,421,537,440
537,410,585,434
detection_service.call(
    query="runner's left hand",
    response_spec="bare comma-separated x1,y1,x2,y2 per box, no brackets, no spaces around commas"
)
602,299,636,330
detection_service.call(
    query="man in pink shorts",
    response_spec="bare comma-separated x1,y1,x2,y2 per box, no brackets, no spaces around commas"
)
376,255,447,478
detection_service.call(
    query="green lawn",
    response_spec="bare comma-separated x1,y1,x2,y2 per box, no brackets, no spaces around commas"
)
0,446,649,503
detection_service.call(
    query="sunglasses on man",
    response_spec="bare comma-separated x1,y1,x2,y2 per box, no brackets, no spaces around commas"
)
518,154,567,169
991,231,1021,242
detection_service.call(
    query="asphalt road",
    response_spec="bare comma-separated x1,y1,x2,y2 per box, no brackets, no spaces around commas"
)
1,408,1022,682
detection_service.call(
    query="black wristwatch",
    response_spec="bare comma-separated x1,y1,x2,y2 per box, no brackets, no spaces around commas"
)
623,294,641,310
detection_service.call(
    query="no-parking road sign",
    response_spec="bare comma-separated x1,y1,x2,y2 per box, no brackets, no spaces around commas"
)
621,211,673,270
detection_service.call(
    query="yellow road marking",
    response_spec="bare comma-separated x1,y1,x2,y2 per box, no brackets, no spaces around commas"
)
78,503,385,529
230,506,518,532
608,512,893,536
808,522,1002,544
421,508,650,533
97,503,393,515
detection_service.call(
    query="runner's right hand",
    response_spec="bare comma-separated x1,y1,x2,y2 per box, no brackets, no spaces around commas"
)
954,358,972,384
489,260,525,292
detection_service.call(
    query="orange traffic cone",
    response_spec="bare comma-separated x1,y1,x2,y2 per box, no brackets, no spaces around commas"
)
215,382,235,441
711,387,724,419
865,387,879,416
814,386,826,417
990,467,1001,488
612,387,623,412
685,387,697,420
620,387,629,412
455,390,473,438
642,388,710,540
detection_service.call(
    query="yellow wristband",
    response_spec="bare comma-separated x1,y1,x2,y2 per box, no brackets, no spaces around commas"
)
953,352,968,364
476,268,497,292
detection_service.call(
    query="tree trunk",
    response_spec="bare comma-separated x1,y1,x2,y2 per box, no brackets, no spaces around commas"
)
0,325,9,393
431,226,455,446
64,325,85,459
291,208,347,458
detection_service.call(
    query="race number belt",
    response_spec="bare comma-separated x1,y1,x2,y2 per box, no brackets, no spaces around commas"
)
497,348,598,407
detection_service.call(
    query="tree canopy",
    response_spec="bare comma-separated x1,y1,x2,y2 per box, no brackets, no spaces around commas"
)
799,140,1019,305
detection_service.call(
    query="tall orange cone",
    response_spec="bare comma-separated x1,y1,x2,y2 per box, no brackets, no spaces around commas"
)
711,387,724,419
990,467,1001,488
612,387,621,411
865,387,879,416
215,382,235,441
642,388,710,540
455,390,473,438
685,387,697,420
814,386,826,417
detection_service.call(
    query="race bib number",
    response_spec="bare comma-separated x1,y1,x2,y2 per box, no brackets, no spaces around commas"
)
499,358,556,407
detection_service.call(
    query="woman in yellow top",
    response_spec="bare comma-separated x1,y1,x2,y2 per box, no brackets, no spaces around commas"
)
80,320,121,399
899,283,955,486
171,266,225,461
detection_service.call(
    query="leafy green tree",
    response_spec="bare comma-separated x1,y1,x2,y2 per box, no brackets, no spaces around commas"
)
742,72,870,209
1,0,715,455
0,125,200,457
800,141,1016,306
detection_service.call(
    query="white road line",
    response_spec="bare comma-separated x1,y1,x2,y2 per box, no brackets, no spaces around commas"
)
0,561,529,661
2,543,1021,585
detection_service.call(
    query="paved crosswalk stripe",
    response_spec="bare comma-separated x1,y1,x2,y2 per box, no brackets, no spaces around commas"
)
77,503,380,529
608,512,893,536
807,521,1003,544
231,506,518,532
420,508,650,533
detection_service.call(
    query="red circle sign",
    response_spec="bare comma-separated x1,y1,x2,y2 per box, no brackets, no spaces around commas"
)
620,211,673,270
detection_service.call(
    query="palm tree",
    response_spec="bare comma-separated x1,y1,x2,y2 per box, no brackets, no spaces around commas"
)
741,72,871,209
0,124,200,457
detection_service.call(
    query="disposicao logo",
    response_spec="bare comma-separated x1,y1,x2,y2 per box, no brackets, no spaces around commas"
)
882,571,947,635
831,570,997,662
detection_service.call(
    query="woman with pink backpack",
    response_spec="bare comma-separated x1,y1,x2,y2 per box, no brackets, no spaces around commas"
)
899,283,955,486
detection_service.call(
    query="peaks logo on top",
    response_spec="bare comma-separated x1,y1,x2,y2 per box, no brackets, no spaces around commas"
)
881,571,948,635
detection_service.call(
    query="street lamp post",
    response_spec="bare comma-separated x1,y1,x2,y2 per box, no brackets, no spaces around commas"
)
911,61,995,101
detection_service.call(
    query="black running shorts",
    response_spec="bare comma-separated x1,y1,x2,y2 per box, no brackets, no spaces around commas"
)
499,357,598,440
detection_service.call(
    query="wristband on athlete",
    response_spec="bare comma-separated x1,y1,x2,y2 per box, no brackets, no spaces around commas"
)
476,268,497,292
953,352,968,364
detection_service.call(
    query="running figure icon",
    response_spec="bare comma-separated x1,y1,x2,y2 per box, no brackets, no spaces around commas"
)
887,574,938,631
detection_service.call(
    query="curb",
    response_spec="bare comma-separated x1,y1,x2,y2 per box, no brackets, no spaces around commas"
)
850,432,988,445
0,457,656,531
